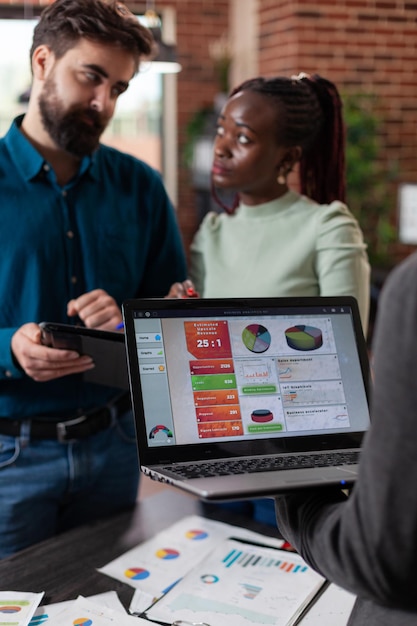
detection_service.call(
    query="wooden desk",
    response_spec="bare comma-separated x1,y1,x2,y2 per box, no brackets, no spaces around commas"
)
0,490,280,610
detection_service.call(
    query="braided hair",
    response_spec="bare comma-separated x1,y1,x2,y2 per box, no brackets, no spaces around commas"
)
212,73,346,213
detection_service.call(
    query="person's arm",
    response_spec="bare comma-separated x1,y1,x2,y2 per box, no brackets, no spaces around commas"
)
2,290,112,382
275,253,417,610
315,201,371,335
0,327,25,380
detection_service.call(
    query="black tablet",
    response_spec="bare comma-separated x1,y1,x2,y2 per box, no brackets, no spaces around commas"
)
39,321,128,389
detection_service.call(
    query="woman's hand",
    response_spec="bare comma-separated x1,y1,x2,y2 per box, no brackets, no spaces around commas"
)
165,279,200,299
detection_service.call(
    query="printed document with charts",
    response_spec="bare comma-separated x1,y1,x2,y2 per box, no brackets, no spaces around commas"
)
145,537,326,626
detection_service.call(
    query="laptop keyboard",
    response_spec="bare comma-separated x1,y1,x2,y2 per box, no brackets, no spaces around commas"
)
163,450,360,480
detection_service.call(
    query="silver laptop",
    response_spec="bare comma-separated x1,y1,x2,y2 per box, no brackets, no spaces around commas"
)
123,296,370,501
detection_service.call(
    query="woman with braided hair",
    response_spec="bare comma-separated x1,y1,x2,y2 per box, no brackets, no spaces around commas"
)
167,74,370,525
168,73,370,333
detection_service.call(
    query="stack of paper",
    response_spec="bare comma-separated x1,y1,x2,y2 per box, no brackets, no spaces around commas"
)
28,592,148,625
145,537,326,626
4,515,355,626
99,514,284,612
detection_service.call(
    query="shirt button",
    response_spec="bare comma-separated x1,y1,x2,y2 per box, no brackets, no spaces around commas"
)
4,370,13,378
43,164,50,172
71,276,77,284
67,231,74,239
62,190,67,197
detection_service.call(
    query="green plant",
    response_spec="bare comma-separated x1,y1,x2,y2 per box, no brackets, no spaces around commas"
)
343,93,397,268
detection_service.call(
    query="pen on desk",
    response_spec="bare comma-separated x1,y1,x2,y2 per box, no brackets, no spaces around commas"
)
115,321,124,330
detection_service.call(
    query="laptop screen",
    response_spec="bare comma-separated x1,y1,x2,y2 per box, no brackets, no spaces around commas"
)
123,297,370,462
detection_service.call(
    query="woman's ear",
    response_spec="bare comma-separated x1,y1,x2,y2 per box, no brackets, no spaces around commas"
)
284,146,302,172
276,146,302,178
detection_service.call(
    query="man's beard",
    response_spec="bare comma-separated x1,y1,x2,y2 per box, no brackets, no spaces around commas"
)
38,75,107,157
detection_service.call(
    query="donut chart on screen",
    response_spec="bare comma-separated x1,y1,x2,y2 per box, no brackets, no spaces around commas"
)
285,325,323,351
242,324,271,353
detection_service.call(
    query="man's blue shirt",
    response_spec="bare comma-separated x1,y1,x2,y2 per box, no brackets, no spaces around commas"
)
0,116,187,418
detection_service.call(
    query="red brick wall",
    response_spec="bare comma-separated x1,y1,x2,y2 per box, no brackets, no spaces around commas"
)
152,0,417,265
258,0,417,265
2,0,416,265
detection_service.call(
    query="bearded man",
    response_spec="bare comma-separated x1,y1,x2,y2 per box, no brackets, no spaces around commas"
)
0,0,186,557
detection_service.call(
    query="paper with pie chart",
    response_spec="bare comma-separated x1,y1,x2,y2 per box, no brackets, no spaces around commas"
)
48,596,145,625
0,591,44,626
98,515,283,610
30,591,125,625
146,537,326,626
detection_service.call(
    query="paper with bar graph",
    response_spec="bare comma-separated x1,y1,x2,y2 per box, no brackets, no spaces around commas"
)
145,537,326,626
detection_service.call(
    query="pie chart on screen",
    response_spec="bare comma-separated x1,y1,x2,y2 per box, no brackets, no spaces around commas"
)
242,324,271,353
285,325,323,351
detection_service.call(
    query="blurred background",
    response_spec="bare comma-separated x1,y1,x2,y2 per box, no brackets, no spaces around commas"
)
1,0,416,329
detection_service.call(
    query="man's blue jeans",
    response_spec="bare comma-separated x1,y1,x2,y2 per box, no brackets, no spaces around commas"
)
0,410,139,558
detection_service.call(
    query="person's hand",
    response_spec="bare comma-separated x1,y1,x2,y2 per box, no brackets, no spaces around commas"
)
11,323,94,382
166,279,200,299
67,289,122,330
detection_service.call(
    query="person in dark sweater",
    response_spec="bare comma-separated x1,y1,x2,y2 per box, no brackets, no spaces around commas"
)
275,251,417,625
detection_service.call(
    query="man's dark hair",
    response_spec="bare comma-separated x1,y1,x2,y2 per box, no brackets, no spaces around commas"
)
30,0,154,71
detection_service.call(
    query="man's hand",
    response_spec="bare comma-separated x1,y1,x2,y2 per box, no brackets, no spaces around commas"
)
11,323,94,382
67,289,122,330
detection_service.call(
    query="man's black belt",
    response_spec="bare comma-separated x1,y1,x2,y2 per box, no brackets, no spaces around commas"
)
0,393,131,443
